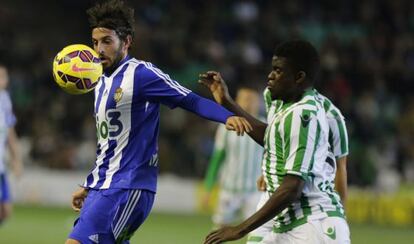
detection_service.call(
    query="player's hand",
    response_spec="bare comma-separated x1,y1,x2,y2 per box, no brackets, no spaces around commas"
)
204,226,244,244
198,71,231,105
256,175,266,192
71,188,89,212
225,116,253,136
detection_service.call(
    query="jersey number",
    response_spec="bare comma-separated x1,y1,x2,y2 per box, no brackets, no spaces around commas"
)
97,110,123,140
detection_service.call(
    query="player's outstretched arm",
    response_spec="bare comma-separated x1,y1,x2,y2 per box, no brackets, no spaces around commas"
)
199,71,267,146
204,175,304,244
177,92,252,136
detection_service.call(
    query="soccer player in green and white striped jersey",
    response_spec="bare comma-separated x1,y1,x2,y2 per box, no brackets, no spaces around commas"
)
203,88,264,227
247,89,349,243
200,40,350,244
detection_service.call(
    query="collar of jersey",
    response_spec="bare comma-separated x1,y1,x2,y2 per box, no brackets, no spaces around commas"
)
103,55,132,78
271,88,316,120
272,87,315,106
303,87,316,97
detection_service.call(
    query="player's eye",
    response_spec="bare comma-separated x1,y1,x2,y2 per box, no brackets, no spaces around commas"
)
275,68,282,75
102,38,112,44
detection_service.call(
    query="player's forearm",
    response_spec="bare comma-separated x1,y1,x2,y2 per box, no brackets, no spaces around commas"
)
178,93,234,123
335,157,348,206
235,175,304,236
222,99,267,146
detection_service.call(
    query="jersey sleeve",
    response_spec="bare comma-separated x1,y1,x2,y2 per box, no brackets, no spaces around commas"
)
282,107,319,180
327,107,349,158
3,92,16,127
137,62,192,108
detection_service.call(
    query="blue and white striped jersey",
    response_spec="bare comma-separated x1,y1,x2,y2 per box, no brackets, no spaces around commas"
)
0,90,16,173
83,56,191,192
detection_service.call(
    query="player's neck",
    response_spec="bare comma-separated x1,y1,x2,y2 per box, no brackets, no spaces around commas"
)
282,86,313,103
104,55,131,76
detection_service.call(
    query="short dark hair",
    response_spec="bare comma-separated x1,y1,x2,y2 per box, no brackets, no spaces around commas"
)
274,40,320,84
87,0,135,41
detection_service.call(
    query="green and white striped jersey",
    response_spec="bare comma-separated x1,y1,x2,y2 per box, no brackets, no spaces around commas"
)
315,91,349,159
264,89,349,159
262,88,345,233
264,88,349,171
205,124,264,193
264,88,284,124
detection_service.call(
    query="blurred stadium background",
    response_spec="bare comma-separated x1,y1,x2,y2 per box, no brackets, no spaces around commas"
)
0,0,414,243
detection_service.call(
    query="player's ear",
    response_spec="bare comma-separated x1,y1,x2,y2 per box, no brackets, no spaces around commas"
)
124,35,132,50
295,71,306,85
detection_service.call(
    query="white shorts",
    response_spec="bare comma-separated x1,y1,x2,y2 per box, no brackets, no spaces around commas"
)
246,192,273,243
261,217,350,244
212,190,260,226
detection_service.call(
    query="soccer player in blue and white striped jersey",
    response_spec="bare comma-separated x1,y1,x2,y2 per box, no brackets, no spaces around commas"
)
66,1,252,243
0,64,22,225
201,40,350,244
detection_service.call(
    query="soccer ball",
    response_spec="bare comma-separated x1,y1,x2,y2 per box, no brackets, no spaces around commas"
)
53,44,102,95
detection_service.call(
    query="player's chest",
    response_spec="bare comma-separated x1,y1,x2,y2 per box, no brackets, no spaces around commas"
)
95,77,134,113
264,112,289,152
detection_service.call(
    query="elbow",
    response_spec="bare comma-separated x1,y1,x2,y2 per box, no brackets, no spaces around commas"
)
278,175,305,205
286,187,302,202
283,178,305,203
277,185,302,205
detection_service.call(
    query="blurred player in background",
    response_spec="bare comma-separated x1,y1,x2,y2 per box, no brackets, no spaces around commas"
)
247,89,349,243
203,87,264,227
66,1,252,243
200,40,350,244
0,63,22,225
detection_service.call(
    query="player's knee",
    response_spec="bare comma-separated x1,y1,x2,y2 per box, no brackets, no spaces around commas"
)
65,238,81,244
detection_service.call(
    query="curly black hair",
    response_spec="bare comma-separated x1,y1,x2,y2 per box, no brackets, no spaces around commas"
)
87,0,135,41
274,40,320,84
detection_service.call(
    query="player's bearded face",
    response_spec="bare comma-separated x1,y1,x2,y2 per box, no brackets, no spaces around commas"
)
92,27,128,71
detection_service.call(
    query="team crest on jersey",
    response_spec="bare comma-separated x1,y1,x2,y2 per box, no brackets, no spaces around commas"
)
114,87,123,103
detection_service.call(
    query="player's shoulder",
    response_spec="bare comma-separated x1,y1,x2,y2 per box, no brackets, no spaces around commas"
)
126,58,149,69
291,90,320,113
129,59,166,78
315,91,345,119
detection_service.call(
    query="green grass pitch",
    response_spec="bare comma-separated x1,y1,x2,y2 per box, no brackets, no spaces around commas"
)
0,205,413,243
